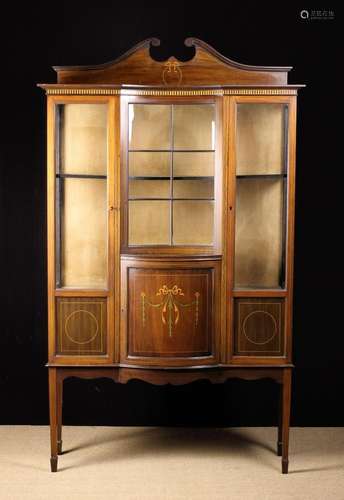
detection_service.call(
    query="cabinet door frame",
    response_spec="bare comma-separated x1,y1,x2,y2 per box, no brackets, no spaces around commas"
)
226,95,297,365
120,258,222,367
47,95,120,365
120,95,223,256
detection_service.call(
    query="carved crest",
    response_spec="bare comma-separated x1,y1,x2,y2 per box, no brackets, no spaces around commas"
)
50,38,293,86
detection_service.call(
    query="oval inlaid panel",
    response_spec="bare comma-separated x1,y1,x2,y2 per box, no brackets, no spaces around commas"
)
56,297,107,355
65,309,99,345
242,310,277,345
233,298,285,356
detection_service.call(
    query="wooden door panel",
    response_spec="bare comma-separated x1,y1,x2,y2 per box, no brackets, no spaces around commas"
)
56,297,107,356
121,260,220,366
233,298,285,357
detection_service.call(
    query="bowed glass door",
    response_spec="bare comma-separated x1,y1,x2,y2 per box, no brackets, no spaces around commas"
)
124,101,220,251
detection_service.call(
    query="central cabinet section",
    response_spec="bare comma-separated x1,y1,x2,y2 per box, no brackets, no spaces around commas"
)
120,97,222,366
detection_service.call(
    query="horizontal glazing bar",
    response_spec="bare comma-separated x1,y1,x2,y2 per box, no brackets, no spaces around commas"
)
128,149,215,153
173,198,215,201
129,176,169,180
129,176,214,180
173,176,214,180
129,197,215,201
128,244,213,248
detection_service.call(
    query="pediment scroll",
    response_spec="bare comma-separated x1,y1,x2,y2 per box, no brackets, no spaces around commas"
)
53,37,292,86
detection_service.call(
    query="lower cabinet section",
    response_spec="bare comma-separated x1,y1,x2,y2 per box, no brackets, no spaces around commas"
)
56,297,107,356
121,259,221,366
53,274,286,363
233,298,285,356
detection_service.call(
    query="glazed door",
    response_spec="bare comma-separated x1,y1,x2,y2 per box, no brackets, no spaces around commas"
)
47,96,119,364
121,97,222,255
228,96,297,363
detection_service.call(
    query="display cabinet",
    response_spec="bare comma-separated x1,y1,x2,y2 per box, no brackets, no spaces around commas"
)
38,38,304,473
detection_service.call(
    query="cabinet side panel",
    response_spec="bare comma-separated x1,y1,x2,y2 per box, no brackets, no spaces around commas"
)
285,97,297,362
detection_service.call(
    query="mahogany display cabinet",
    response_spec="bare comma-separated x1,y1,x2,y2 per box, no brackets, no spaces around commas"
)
38,38,304,473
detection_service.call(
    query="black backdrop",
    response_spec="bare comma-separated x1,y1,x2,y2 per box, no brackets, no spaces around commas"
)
0,3,342,426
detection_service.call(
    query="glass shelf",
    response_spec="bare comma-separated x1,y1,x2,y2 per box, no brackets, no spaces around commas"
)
56,173,107,179
236,173,287,179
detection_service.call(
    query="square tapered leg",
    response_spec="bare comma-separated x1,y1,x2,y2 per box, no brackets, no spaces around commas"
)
281,368,292,473
49,368,61,472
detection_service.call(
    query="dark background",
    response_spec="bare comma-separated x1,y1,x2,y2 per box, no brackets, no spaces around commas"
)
0,3,342,426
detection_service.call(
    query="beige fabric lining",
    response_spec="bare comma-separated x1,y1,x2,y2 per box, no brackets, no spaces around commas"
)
61,178,107,288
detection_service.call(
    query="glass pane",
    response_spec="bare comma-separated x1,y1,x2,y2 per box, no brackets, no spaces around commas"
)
173,152,214,177
237,104,286,175
59,104,107,175
129,152,170,177
129,179,170,199
235,178,284,288
173,179,214,199
129,200,170,245
173,201,214,245
60,178,107,288
129,104,171,150
173,105,215,150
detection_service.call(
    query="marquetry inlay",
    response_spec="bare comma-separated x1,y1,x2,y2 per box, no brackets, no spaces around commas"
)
242,310,278,346
125,89,223,96
162,61,183,85
44,88,297,96
234,299,284,356
224,89,297,95
65,309,99,345
45,88,121,95
141,285,200,337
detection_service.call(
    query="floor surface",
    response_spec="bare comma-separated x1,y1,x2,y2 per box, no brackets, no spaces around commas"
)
0,426,343,500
